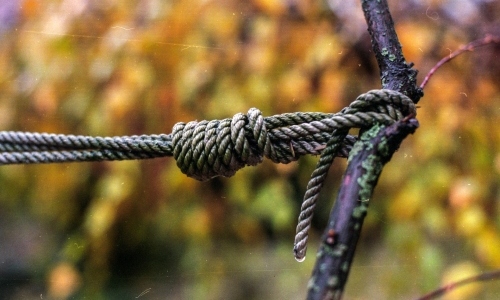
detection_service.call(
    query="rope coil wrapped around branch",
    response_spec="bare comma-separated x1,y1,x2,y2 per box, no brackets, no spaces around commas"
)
0,89,416,259
291,89,415,261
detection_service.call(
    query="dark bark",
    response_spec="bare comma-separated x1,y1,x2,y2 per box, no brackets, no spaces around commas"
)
361,0,423,103
305,1,423,299
306,118,418,300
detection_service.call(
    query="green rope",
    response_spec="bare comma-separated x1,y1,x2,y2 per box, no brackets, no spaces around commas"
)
290,89,415,261
0,89,416,260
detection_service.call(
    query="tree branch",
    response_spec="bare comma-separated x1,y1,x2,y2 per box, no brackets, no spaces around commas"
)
361,0,423,103
417,269,500,300
305,1,423,298
420,35,500,89
306,118,418,300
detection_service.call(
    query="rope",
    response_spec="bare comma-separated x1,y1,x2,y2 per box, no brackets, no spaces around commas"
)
0,89,415,260
0,115,355,171
292,89,415,261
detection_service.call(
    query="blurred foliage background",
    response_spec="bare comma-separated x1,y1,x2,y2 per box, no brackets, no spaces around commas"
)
0,0,499,299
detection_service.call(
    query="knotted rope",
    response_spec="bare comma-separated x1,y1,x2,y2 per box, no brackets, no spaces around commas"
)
292,90,415,261
0,89,415,260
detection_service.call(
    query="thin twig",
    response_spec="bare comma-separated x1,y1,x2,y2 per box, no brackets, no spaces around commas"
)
420,35,500,90
417,269,500,300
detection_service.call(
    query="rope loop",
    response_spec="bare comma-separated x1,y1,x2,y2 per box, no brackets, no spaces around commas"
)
169,89,414,182
293,89,415,261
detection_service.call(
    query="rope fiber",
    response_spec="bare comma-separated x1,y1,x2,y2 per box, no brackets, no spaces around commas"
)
0,89,415,261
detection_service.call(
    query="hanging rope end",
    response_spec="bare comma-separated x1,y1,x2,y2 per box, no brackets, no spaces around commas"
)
294,243,307,262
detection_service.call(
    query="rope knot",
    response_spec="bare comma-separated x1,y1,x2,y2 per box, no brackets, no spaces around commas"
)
0,88,417,261
172,108,274,181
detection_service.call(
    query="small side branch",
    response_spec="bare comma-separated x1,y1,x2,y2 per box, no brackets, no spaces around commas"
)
306,117,419,300
420,35,500,90
417,269,500,300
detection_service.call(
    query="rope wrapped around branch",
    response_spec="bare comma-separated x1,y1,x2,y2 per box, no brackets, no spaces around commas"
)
291,89,415,261
0,89,416,259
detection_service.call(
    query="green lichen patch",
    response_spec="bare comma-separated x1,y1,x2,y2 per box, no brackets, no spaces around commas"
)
360,124,383,141
357,153,384,200
341,262,350,273
307,276,317,290
347,142,364,163
320,263,328,273
349,124,384,163
321,243,348,257
354,222,360,230
348,124,387,200
352,203,368,219
377,135,389,157
327,276,339,288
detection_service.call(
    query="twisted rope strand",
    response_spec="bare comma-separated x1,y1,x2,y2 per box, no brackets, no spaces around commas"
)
293,128,349,261
0,132,174,155
0,89,415,260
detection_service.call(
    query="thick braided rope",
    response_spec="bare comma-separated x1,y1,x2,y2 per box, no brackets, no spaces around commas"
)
0,89,414,173
293,89,415,261
0,115,357,168
0,89,415,260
